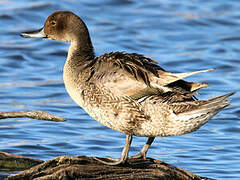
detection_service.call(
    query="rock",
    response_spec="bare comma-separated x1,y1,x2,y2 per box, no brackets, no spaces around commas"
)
7,155,215,180
0,151,43,170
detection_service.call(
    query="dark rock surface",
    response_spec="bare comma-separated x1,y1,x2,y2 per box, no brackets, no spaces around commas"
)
4,154,214,180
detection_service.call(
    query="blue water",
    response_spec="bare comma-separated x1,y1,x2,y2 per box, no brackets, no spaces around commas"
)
0,0,239,179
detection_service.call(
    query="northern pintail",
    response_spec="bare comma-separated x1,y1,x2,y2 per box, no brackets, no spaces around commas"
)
21,10,234,165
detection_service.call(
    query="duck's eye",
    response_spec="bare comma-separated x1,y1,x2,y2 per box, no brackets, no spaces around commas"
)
51,21,56,26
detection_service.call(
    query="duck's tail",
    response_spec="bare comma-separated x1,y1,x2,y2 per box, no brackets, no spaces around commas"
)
166,92,235,136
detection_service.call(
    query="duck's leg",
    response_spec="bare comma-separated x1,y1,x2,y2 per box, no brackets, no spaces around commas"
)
94,134,132,165
130,137,155,160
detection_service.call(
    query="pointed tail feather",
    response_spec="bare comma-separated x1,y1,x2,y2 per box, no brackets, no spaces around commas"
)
167,92,235,136
178,92,234,118
203,92,235,106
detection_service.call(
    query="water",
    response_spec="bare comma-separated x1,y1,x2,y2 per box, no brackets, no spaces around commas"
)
0,0,239,179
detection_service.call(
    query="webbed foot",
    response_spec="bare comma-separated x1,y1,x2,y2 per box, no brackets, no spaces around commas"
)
130,137,155,160
94,157,126,165
130,152,147,160
93,135,132,166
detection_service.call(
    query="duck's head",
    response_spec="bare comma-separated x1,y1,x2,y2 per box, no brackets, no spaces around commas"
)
21,10,90,43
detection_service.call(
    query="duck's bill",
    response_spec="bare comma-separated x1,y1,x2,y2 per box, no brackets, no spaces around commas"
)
20,27,47,38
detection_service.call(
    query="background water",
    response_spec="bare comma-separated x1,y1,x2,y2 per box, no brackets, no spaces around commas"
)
0,0,239,179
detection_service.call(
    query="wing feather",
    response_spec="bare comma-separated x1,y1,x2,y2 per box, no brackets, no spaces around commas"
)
84,52,214,100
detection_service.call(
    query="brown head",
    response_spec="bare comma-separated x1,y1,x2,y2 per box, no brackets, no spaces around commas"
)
21,10,93,48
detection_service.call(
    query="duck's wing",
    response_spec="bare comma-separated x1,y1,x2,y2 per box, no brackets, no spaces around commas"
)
86,52,214,98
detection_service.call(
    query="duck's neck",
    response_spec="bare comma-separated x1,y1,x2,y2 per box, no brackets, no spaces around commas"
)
66,37,95,69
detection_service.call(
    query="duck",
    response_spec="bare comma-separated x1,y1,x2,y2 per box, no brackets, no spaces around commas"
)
20,10,234,165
